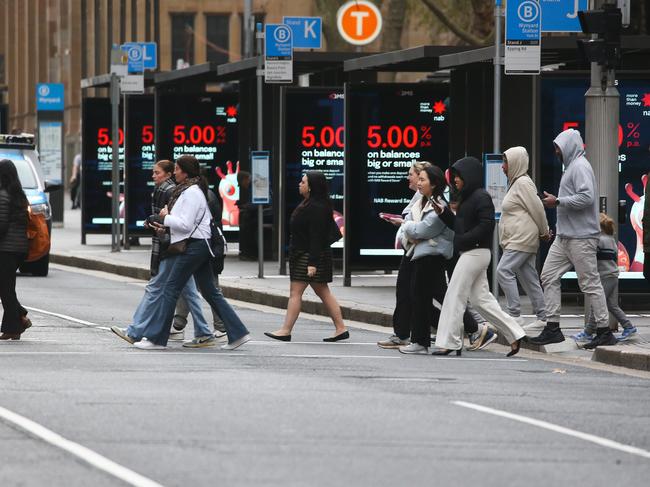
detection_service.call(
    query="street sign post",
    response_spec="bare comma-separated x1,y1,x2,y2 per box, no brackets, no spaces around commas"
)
264,24,293,84
505,0,542,75
282,17,322,49
336,0,382,46
540,0,588,32
36,83,64,111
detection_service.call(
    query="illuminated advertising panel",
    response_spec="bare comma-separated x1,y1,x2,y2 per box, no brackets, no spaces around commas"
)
81,98,124,233
284,88,344,251
156,93,240,233
540,76,650,290
345,83,450,269
125,95,155,234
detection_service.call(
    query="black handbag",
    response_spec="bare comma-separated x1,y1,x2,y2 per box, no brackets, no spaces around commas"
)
328,218,342,245
165,207,206,255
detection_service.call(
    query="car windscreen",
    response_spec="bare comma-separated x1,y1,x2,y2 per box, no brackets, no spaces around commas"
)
0,152,38,189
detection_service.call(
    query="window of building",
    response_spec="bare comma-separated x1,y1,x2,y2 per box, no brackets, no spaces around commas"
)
0,54,5,85
205,14,229,65
171,13,195,69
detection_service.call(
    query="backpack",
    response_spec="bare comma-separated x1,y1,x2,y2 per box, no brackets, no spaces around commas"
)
209,218,227,275
26,207,50,262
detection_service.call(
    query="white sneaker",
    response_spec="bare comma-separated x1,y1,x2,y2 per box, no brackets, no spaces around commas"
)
221,334,251,350
523,320,546,332
398,343,429,354
133,338,166,350
213,330,227,341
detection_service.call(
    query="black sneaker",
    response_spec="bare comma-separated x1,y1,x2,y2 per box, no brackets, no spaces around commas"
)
528,323,565,346
583,329,618,350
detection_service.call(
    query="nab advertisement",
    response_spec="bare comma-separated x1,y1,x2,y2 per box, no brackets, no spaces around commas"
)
284,88,344,251
156,93,240,232
125,95,155,234
345,83,450,269
541,76,650,290
81,98,124,233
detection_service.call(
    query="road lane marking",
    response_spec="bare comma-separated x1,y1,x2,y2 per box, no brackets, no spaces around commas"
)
280,354,399,359
0,405,165,487
454,400,650,460
24,306,104,329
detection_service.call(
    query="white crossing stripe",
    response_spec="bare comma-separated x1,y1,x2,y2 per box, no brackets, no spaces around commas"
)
454,400,650,460
0,406,165,486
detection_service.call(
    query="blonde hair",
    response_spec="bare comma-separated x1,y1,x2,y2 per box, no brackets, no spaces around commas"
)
599,213,615,236
411,161,433,174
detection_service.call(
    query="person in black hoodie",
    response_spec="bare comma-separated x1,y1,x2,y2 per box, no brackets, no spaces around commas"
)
265,171,348,342
431,157,526,356
0,159,31,340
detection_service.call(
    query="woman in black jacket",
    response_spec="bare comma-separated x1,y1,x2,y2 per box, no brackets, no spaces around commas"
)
265,171,348,342
0,159,31,340
431,157,526,356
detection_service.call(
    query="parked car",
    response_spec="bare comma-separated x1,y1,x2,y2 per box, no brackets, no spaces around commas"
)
0,134,61,276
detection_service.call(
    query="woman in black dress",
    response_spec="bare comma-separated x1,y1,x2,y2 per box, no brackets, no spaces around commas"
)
265,171,348,342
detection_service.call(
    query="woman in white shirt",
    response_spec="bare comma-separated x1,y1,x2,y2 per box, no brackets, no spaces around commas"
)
122,156,250,350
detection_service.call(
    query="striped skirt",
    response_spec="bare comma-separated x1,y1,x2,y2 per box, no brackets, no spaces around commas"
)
289,249,333,283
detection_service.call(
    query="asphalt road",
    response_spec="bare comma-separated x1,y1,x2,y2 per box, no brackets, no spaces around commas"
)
1,265,649,487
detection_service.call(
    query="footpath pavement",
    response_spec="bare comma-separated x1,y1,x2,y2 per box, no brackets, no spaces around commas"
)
49,206,650,372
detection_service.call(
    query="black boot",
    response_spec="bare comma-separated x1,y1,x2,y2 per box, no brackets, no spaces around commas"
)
583,328,618,350
529,322,565,346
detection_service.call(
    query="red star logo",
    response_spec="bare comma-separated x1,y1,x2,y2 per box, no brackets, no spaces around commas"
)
226,106,238,117
433,100,446,115
643,93,650,107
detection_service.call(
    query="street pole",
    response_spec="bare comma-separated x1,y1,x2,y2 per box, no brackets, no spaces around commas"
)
256,22,264,278
110,73,121,252
244,0,252,58
491,1,503,295
584,1,620,329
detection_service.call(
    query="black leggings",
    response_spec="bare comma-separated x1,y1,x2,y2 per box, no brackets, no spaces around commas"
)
410,255,448,347
0,252,27,334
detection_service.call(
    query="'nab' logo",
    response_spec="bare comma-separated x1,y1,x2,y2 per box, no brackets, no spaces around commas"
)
38,85,50,97
337,0,382,46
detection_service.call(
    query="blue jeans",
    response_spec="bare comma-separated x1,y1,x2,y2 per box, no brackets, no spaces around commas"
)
134,239,249,346
128,257,213,341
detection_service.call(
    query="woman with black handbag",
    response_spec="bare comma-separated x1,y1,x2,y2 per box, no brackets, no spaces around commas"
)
265,171,348,342
113,155,249,350
0,159,31,340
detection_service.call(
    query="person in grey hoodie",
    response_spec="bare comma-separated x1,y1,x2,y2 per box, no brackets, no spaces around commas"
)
531,128,617,348
497,146,550,329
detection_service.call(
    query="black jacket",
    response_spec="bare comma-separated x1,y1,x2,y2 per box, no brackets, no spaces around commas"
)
290,200,332,266
0,188,29,254
439,156,495,252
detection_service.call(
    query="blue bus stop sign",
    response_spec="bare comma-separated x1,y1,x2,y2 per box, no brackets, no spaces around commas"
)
282,17,322,49
540,0,588,32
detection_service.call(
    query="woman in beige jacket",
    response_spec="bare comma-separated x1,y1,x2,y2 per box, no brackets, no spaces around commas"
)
497,147,551,331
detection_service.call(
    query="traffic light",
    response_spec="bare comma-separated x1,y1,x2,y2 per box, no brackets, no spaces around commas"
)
577,3,622,68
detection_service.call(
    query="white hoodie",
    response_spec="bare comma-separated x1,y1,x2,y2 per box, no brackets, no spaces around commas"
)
499,146,549,253
553,129,600,239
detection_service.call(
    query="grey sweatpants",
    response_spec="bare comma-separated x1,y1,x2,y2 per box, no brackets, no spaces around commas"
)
584,274,633,334
173,274,224,329
496,249,546,321
540,237,609,329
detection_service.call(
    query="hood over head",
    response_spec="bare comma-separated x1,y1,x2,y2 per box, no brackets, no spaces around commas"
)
503,146,529,181
553,128,585,166
451,156,483,196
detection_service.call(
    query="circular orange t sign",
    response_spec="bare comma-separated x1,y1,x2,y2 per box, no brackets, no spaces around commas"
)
337,0,382,46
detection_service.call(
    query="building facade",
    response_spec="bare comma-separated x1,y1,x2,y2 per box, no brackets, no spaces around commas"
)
0,0,435,177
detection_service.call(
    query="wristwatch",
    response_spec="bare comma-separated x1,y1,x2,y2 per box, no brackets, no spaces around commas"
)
555,198,561,207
